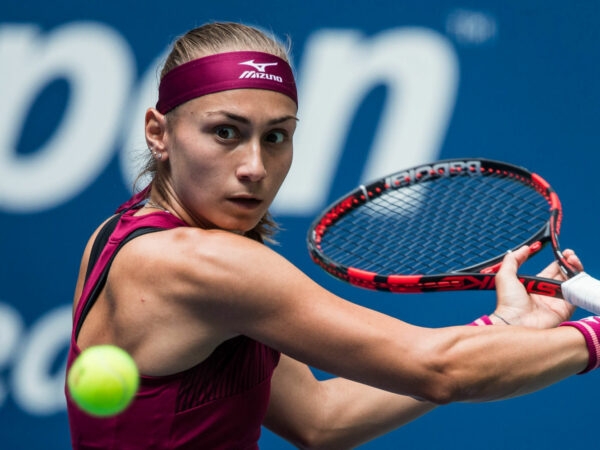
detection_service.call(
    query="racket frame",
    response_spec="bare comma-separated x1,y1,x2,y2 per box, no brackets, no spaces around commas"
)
307,158,577,298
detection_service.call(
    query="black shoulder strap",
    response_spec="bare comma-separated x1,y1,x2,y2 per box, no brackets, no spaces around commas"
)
84,214,122,281
75,220,165,339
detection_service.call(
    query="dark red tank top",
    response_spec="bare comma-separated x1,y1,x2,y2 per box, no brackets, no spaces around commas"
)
66,200,280,449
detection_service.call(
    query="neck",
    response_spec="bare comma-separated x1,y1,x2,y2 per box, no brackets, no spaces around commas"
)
145,199,171,214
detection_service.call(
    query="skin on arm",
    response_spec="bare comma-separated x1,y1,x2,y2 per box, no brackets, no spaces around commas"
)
149,230,587,403
264,354,436,450
262,246,586,449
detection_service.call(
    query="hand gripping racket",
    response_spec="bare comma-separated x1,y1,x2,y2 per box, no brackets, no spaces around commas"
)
307,158,600,314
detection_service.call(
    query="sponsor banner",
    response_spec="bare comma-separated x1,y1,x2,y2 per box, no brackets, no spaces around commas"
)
2,1,599,448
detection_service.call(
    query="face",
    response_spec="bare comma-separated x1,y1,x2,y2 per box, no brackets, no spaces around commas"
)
151,89,297,233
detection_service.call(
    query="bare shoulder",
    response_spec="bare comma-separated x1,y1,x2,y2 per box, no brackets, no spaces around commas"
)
111,226,328,332
117,226,284,281
111,226,302,310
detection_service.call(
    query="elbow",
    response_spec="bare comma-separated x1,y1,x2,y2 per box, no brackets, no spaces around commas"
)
287,428,346,450
409,374,456,405
409,344,467,405
417,383,457,406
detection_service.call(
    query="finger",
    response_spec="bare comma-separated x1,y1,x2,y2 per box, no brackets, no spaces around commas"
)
537,261,563,279
537,250,573,278
495,246,530,300
564,249,584,272
536,249,584,280
498,245,529,276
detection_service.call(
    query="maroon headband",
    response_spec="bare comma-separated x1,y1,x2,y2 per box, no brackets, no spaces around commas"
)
156,51,298,113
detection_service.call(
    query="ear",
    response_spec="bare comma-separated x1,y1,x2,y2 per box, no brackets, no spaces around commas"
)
145,108,169,161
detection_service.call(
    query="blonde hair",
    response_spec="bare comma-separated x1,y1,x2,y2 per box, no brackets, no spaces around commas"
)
137,22,293,242
160,22,292,78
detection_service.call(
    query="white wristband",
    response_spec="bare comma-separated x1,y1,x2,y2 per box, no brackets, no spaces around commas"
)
562,272,600,315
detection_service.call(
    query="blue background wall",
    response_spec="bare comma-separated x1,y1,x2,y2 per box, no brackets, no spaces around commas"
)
2,1,599,448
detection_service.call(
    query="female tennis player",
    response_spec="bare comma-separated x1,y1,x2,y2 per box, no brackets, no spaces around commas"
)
65,21,595,450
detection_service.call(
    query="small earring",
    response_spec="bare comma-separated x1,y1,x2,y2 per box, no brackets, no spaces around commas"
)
156,152,163,160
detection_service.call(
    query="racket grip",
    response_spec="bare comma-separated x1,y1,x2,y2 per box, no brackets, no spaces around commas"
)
562,272,600,314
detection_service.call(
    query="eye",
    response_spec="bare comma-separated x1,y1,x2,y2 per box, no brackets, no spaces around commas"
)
264,130,286,144
214,126,238,140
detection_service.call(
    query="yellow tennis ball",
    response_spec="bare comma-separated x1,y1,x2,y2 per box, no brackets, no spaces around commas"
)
67,345,139,417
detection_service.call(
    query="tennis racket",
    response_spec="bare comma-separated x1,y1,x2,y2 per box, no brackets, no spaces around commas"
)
307,158,600,314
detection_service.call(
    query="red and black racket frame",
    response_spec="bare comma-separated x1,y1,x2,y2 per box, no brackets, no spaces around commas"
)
307,158,577,298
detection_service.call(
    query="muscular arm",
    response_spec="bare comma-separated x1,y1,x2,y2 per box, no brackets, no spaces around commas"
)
261,247,587,449
84,225,588,449
160,229,587,403
264,354,436,450
97,228,587,402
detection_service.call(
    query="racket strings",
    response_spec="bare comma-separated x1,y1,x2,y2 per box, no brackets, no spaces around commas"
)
317,172,550,275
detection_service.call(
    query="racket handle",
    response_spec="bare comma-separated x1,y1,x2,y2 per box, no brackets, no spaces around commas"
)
562,272,600,314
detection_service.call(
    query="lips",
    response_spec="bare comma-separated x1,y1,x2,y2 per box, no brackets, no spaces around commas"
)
228,196,262,209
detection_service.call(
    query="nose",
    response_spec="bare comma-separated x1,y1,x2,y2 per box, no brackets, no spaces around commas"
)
236,140,267,182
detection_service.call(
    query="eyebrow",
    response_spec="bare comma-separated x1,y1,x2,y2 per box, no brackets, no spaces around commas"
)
205,110,299,125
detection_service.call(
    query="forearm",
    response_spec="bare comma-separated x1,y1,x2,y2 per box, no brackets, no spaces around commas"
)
310,378,436,450
423,324,587,403
299,314,589,405
309,322,587,449
266,321,590,449
271,310,588,406
265,355,436,450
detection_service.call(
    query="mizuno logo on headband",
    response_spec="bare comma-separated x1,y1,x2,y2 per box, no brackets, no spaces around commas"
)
239,59,278,72
238,59,283,81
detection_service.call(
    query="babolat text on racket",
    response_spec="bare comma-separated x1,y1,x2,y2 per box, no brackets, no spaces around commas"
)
307,158,600,314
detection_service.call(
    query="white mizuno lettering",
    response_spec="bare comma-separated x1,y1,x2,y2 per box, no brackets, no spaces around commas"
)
238,70,283,82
